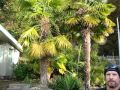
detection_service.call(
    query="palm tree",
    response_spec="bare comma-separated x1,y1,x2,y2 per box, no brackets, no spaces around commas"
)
18,0,71,86
65,0,116,90
19,28,71,85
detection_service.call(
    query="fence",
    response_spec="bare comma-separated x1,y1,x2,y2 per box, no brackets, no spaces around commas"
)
100,56,120,64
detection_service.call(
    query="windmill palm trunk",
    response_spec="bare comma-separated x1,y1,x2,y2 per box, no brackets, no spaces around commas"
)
39,17,50,86
81,28,91,90
40,57,49,86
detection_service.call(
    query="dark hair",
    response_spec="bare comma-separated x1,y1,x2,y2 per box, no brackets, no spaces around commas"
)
104,64,120,76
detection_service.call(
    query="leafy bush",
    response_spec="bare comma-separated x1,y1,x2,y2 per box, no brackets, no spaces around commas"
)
90,44,108,86
49,74,83,90
13,63,31,80
13,60,40,81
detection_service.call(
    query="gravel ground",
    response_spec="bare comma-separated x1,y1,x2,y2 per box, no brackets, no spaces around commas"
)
0,80,19,90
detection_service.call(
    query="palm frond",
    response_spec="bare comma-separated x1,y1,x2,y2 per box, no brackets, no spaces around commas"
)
18,0,32,10
65,17,80,25
21,39,30,47
90,2,116,17
106,27,114,34
102,31,109,37
92,35,106,45
55,35,72,49
50,0,70,12
30,42,44,58
26,0,37,5
104,18,116,27
43,41,57,56
19,27,39,47
73,1,88,10
82,14,100,27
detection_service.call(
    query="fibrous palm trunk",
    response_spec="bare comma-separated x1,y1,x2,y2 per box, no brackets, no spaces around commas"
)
40,57,49,86
40,17,50,86
81,28,91,90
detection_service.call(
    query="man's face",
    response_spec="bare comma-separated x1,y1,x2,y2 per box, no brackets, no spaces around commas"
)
106,71,120,88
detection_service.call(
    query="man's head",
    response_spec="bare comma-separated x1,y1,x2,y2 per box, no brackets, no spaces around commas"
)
104,64,120,89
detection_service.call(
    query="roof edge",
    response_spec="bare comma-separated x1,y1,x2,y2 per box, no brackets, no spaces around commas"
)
0,25,23,52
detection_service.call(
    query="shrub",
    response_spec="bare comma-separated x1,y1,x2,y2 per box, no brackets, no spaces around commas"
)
90,44,108,86
13,60,40,81
13,63,31,80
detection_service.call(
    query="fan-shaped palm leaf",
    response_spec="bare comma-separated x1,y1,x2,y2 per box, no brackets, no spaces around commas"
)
102,31,109,37
89,2,116,17
19,27,39,47
21,39,30,47
43,41,57,56
50,0,70,12
93,35,106,44
55,35,72,49
104,18,116,27
18,0,32,10
65,17,80,25
30,43,44,58
106,27,114,34
82,14,100,27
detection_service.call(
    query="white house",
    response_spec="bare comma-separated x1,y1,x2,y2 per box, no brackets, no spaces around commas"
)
0,25,22,78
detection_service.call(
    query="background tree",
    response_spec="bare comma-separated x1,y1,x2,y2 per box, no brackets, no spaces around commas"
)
65,0,116,89
98,0,120,56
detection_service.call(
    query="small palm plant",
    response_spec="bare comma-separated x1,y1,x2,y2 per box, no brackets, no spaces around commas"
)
49,74,83,90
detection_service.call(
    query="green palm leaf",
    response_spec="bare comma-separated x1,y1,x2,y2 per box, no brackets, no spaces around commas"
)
21,39,30,47
65,17,80,25
43,41,57,56
104,18,116,27
50,0,70,12
82,14,100,27
106,27,114,34
30,43,44,58
90,2,116,17
55,35,72,49
93,35,106,44
19,27,39,47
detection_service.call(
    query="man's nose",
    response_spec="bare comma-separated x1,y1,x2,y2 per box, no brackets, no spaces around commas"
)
109,74,114,79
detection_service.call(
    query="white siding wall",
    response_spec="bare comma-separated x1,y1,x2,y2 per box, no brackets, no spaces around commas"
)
0,43,19,77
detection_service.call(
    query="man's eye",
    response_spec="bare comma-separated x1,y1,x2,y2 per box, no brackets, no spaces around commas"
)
106,74,110,76
113,74,117,76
